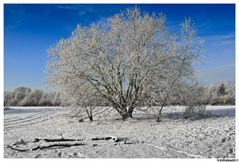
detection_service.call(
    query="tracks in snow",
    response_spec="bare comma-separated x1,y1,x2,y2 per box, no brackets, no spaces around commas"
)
4,108,62,130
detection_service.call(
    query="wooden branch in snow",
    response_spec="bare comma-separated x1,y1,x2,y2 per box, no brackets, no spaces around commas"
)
7,145,29,152
31,142,85,150
7,142,86,152
33,138,85,143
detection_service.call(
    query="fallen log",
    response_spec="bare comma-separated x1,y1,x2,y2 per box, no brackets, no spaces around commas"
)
34,138,85,143
32,142,86,150
92,137,112,141
7,142,86,152
91,136,118,141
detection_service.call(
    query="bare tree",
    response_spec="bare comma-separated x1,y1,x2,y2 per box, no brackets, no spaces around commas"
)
47,8,201,120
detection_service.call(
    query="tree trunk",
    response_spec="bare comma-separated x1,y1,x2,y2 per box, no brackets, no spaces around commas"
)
89,107,93,121
112,103,128,120
113,103,136,120
156,115,161,122
128,106,135,118
89,115,93,121
119,111,129,119
85,107,93,121
156,106,164,122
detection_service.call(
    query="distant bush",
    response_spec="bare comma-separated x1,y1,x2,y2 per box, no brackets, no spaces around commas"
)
4,86,61,107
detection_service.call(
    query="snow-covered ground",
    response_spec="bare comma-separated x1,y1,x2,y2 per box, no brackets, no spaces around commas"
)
4,105,235,158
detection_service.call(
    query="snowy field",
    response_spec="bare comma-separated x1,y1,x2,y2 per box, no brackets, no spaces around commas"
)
4,105,235,158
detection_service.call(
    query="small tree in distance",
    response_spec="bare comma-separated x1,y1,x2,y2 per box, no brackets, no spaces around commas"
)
218,83,227,96
47,8,202,121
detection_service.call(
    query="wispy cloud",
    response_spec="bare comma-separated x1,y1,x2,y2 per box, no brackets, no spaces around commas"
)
203,33,235,47
56,5,95,16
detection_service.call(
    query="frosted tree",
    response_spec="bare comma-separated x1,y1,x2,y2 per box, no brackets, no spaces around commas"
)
10,87,31,106
224,81,235,104
207,83,218,100
20,89,43,106
4,91,13,107
149,19,201,121
47,8,201,120
39,93,51,106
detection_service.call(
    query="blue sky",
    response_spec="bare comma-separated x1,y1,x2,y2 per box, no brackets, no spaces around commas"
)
4,4,235,91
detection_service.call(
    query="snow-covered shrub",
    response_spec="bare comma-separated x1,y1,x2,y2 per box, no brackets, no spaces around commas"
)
178,83,209,119
184,105,208,120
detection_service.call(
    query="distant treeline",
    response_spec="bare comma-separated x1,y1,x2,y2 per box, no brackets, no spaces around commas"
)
4,82,235,107
4,87,61,107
